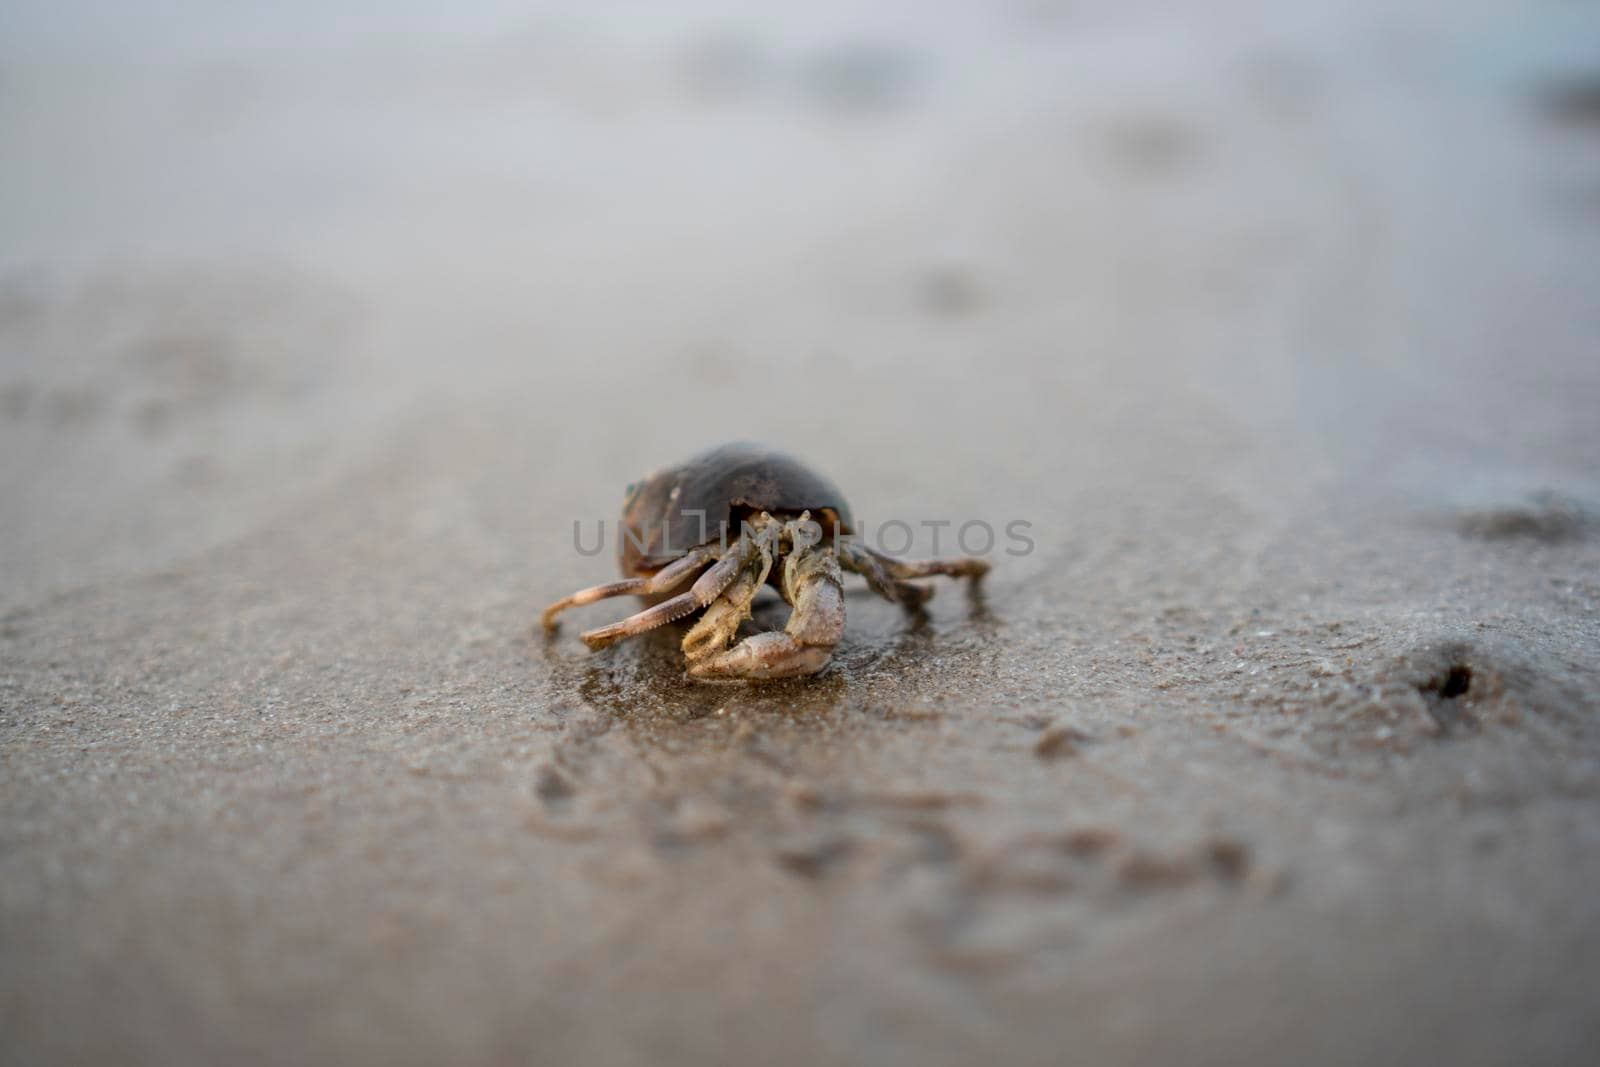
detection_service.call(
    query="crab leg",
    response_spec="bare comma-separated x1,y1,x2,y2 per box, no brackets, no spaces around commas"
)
687,537,845,681
541,545,719,630
858,543,990,583
836,540,932,607
579,521,773,650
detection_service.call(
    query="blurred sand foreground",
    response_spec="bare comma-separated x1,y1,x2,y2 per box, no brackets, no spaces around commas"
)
3,2,1599,1064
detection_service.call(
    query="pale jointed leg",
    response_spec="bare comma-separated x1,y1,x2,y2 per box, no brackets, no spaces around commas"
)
541,544,718,631
579,514,786,650
578,532,757,650
860,543,990,583
836,539,932,608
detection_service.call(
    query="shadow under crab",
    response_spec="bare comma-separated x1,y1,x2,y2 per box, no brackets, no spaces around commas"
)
542,442,989,682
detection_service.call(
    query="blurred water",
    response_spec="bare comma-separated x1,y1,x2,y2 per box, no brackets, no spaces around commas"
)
3,0,1598,603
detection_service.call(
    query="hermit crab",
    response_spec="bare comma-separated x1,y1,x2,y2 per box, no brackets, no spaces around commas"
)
542,442,989,681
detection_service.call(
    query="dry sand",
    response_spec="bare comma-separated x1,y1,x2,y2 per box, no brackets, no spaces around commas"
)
3,2,1600,1064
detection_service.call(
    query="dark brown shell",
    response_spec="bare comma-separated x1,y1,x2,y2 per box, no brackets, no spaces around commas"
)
619,442,855,574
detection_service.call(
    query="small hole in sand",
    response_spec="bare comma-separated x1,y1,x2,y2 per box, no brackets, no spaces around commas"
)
1434,665,1472,700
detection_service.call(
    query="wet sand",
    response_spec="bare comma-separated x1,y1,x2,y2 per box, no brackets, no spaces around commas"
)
3,3,1600,1064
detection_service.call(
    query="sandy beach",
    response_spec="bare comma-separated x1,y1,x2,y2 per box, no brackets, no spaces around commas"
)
4,2,1599,1063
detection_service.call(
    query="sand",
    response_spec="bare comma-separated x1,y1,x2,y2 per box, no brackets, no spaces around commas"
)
3,2,1600,1064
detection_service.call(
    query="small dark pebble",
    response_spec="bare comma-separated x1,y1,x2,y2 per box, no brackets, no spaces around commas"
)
775,834,853,879
1035,725,1089,760
1455,493,1589,544
1062,827,1122,856
1116,851,1200,889
1205,838,1252,881
534,763,576,806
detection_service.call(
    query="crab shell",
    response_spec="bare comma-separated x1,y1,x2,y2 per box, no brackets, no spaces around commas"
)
618,442,855,576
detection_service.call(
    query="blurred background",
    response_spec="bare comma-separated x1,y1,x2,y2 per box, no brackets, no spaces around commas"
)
4,0,1598,607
